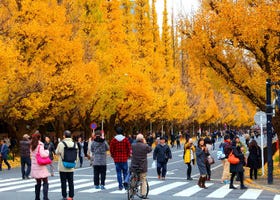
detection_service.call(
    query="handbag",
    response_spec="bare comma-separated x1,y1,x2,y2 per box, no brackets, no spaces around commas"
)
207,155,215,165
228,151,240,164
36,146,52,165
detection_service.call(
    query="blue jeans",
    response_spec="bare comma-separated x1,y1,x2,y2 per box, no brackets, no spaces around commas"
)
157,161,167,177
115,162,128,189
21,156,31,178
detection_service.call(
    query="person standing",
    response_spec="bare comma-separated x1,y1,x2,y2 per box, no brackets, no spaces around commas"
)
44,136,56,176
91,130,109,189
0,139,11,171
220,135,232,184
87,132,95,166
196,138,208,189
77,136,85,168
19,134,31,179
229,140,247,189
183,138,196,180
247,139,261,180
110,127,131,190
153,137,172,180
130,133,152,199
30,132,50,200
56,130,78,200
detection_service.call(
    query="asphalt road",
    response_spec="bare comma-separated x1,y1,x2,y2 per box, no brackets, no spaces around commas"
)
0,139,278,200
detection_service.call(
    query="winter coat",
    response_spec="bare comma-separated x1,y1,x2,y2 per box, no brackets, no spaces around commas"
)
196,146,207,175
229,145,245,173
130,141,152,173
247,145,261,169
30,141,50,179
0,143,9,159
183,143,196,164
91,138,109,166
19,139,31,157
110,135,131,163
44,141,55,160
55,138,79,172
78,142,85,158
153,143,172,163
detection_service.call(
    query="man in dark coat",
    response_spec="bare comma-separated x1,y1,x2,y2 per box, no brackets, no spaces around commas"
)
130,133,152,199
153,137,172,180
19,134,31,179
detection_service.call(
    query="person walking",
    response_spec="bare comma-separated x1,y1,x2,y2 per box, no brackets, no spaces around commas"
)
220,134,232,184
153,137,172,180
183,138,196,180
247,139,261,180
30,132,50,200
44,136,56,176
19,134,31,179
110,127,131,190
204,135,212,181
196,138,208,189
229,140,247,189
77,136,85,168
56,130,78,200
0,139,11,171
91,130,109,190
130,133,152,199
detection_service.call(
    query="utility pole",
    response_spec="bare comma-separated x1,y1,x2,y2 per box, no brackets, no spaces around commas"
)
266,78,273,184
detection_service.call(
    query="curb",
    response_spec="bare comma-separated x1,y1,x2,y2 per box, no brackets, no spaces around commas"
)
244,178,280,194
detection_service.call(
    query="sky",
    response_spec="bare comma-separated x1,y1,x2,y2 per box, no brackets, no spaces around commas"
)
155,0,200,26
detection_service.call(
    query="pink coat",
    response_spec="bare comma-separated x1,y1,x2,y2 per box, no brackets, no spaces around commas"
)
31,141,50,179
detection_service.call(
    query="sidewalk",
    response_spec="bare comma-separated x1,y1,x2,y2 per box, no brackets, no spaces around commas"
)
245,176,280,193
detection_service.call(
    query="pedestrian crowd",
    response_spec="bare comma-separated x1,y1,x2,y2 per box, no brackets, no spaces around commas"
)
0,127,264,200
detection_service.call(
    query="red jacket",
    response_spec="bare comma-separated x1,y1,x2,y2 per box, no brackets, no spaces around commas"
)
110,135,131,163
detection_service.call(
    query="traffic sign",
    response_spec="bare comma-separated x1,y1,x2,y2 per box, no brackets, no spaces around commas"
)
254,111,267,125
90,122,97,130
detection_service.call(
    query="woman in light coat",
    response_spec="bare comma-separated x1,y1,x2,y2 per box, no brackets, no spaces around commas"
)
183,138,196,180
31,132,50,200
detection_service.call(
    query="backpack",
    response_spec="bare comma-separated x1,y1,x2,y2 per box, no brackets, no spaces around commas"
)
217,143,226,160
61,141,77,168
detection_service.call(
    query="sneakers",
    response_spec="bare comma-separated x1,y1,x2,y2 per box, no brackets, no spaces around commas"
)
187,177,193,180
157,175,161,179
95,185,100,189
223,180,230,184
240,185,248,190
100,185,105,190
229,185,237,189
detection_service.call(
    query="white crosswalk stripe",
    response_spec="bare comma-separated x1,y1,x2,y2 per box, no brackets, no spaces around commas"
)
0,177,278,200
149,181,187,195
274,195,280,200
238,189,262,199
207,184,237,198
174,183,213,197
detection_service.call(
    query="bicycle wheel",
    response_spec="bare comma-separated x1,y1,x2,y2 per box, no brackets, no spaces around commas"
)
137,179,149,198
127,174,137,200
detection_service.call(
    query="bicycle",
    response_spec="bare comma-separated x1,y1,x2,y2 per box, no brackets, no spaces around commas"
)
127,169,149,200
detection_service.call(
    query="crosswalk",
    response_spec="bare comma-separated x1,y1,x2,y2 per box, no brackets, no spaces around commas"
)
0,177,279,199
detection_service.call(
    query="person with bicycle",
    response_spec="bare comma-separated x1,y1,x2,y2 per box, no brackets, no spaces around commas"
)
130,133,152,199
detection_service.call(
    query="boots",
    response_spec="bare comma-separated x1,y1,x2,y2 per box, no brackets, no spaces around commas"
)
43,182,49,200
35,184,41,200
201,177,207,189
197,176,203,187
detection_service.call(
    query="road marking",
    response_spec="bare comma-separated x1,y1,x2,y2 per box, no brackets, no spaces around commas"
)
111,180,163,194
207,184,238,198
20,179,90,192
0,179,33,187
274,195,280,200
79,182,119,193
0,178,22,183
149,182,187,195
238,189,262,199
0,179,60,192
174,183,213,197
